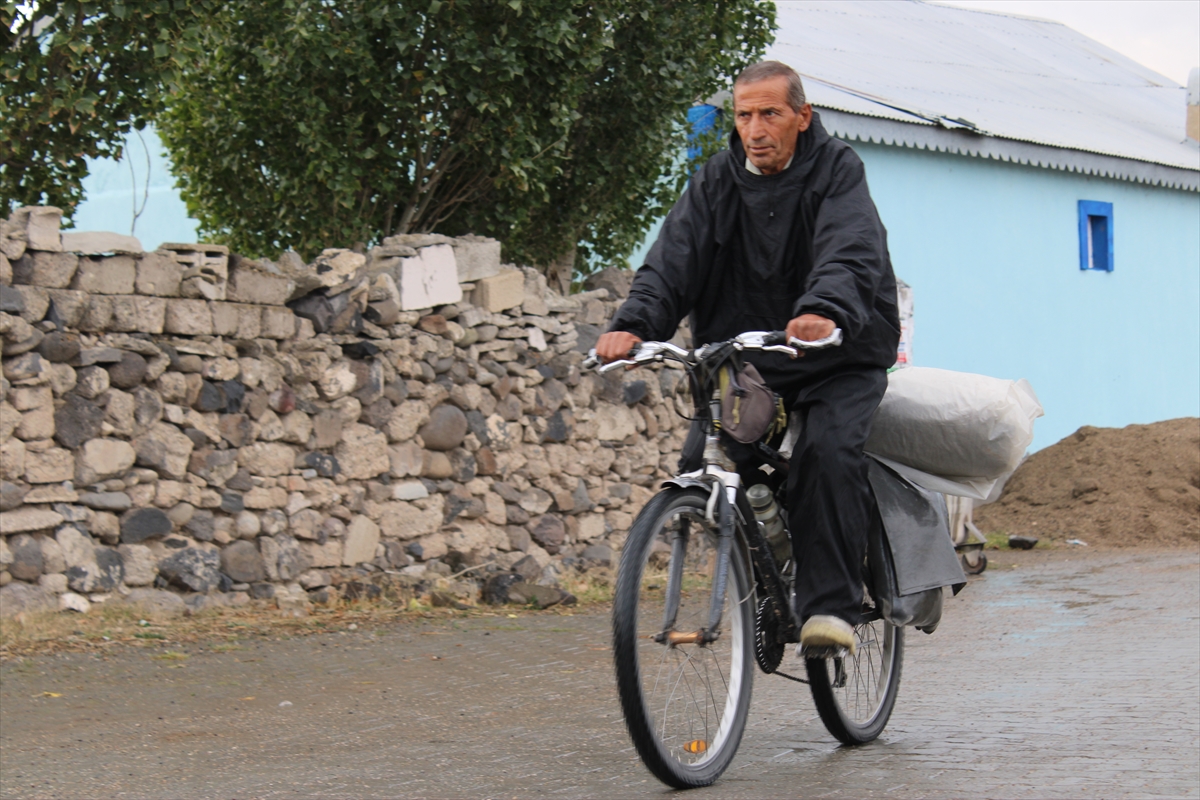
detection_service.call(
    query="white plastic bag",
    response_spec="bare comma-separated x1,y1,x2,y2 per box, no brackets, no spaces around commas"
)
865,367,1043,497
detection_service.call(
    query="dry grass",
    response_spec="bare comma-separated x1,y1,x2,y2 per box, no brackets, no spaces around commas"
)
0,580,613,661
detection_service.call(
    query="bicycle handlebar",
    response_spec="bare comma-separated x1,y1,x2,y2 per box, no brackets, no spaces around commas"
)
584,328,843,373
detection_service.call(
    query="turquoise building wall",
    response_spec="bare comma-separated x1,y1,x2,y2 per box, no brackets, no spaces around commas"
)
71,127,199,250
852,142,1200,451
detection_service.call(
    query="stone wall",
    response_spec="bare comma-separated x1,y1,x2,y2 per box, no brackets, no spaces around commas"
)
0,207,685,617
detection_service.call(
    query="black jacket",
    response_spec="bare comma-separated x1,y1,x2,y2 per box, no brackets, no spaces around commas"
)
609,113,900,376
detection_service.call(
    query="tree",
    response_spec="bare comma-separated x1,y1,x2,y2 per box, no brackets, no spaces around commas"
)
0,1,212,219
159,1,774,283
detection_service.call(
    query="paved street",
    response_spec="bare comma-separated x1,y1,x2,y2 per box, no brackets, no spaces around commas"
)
2,548,1198,799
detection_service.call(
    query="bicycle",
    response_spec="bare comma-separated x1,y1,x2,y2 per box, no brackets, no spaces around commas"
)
586,330,904,789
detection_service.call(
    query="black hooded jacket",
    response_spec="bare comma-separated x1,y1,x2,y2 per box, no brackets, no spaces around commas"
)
609,112,900,376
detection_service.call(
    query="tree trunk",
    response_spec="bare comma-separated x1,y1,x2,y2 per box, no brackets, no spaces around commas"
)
546,246,577,297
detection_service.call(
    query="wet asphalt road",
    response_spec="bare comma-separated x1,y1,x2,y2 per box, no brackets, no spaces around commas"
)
1,548,1197,799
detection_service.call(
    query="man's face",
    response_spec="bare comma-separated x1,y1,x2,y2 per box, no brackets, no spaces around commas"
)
733,75,812,175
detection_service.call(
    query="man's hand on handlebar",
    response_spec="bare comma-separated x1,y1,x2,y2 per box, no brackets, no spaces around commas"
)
596,331,643,363
786,314,836,345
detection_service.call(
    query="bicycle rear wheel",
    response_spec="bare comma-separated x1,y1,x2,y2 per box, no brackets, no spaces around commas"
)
806,617,903,744
612,487,755,788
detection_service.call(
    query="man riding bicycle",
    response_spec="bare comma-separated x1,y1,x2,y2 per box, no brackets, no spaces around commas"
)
596,60,900,655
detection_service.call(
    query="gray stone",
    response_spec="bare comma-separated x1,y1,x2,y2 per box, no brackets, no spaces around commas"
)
134,422,194,480
117,544,157,586
0,285,25,315
36,331,80,363
72,366,110,399
70,256,136,294
60,231,142,254
121,587,185,617
77,492,133,512
76,347,123,366
261,534,312,581
580,543,614,566
418,404,469,451
529,514,566,554
2,351,44,381
507,581,575,609
623,380,648,406
452,235,502,282
10,284,50,323
226,259,294,305
120,508,173,543
45,289,89,329
75,438,136,485
0,582,57,617
106,351,147,389
185,509,215,542
12,251,77,288
157,547,222,592
333,424,389,480
54,394,104,449
482,572,525,605
220,540,266,583
512,554,542,582
134,251,183,297
66,546,122,593
0,507,63,533
583,266,633,299
312,409,343,449
0,481,26,511
2,327,42,357
8,534,44,581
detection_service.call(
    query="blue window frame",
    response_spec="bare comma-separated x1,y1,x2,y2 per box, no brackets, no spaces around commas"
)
1078,200,1114,272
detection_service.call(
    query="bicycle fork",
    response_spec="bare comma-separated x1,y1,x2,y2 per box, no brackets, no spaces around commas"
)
655,480,736,647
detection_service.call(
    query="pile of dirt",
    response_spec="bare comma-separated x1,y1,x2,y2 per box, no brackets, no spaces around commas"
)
974,418,1200,548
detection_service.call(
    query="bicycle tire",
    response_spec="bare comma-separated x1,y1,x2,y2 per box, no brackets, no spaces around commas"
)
612,487,755,788
806,618,903,745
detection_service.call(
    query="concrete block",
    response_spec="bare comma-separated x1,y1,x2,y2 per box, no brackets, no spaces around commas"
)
260,306,296,339
60,231,142,254
135,252,182,297
70,256,137,295
110,295,166,334
453,235,502,283
474,268,525,313
164,299,213,335
395,244,462,311
162,243,229,301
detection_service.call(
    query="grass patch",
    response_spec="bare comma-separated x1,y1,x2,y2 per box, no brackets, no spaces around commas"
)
0,584,613,660
152,650,189,661
559,567,615,606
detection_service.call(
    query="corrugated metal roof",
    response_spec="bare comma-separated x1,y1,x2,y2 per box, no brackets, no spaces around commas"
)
765,0,1200,182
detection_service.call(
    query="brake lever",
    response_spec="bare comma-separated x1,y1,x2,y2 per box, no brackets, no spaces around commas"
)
598,359,637,374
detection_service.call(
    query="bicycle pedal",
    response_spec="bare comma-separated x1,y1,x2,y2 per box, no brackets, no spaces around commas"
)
798,644,849,660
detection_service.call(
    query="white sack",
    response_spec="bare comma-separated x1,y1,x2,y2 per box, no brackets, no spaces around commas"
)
865,367,1043,482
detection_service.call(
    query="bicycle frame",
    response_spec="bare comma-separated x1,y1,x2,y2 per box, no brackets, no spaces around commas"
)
587,330,841,650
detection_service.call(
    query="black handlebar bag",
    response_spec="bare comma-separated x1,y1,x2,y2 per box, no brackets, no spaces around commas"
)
866,457,966,632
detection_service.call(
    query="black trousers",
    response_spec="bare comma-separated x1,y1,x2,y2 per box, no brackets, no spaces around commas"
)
680,364,888,625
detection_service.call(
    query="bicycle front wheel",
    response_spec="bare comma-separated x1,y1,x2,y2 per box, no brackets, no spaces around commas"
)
612,487,755,788
806,618,903,744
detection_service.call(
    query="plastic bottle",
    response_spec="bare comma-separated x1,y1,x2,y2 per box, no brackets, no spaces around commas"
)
747,484,791,564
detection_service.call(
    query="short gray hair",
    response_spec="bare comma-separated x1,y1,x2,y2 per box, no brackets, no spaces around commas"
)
734,61,807,111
